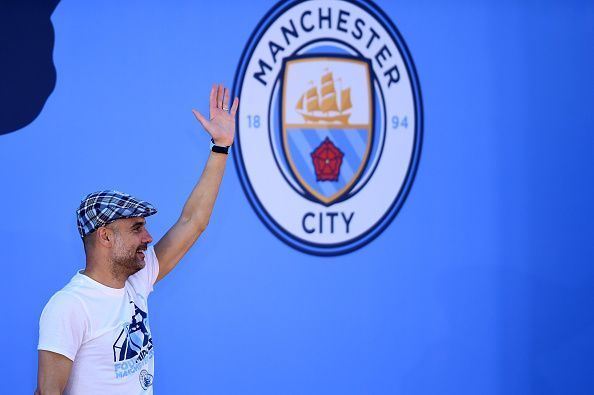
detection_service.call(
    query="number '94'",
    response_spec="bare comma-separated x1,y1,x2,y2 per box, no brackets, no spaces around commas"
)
392,116,408,129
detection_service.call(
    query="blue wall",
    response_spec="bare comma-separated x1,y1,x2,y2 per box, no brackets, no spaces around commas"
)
0,0,592,393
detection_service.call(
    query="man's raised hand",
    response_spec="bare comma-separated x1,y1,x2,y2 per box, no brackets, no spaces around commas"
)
192,83,239,147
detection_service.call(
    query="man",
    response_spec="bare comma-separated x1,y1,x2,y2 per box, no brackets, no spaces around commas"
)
35,84,238,394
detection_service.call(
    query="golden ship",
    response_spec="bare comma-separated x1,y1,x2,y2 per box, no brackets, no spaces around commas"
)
296,70,352,125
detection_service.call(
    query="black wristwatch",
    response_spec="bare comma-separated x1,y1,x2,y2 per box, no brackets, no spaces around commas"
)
210,139,231,154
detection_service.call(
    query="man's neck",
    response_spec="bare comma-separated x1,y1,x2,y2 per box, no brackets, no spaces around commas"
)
81,266,127,289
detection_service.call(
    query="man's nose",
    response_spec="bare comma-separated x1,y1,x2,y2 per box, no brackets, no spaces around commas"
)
143,230,153,244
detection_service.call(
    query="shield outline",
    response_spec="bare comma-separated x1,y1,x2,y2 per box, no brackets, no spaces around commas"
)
280,55,374,206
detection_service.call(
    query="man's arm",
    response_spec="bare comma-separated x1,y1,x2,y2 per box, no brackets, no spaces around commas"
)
154,83,238,283
35,350,72,395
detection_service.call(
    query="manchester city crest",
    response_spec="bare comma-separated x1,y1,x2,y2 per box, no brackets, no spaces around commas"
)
233,0,423,255
281,55,373,205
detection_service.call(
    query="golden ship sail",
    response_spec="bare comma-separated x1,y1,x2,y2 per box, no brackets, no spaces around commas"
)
296,70,351,125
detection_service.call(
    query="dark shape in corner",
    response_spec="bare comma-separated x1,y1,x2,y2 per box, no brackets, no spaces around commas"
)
0,0,60,136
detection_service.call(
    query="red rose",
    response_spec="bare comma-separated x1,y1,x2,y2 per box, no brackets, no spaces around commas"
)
311,137,344,181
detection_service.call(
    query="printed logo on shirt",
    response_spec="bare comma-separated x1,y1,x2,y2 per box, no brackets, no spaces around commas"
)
139,369,154,390
113,301,154,383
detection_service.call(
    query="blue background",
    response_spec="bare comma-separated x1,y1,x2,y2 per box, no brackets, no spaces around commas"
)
0,0,593,393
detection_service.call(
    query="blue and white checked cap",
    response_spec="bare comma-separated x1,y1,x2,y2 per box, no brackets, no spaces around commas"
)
76,190,157,238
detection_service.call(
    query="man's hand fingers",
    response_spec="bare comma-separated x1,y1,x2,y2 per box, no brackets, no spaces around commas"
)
209,84,217,113
192,109,209,129
230,97,239,117
223,88,230,110
217,84,224,108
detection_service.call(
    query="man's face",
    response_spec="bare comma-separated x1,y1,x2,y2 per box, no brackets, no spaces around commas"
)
107,217,153,277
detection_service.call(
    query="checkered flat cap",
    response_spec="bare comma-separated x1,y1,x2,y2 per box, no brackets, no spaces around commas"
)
76,190,157,238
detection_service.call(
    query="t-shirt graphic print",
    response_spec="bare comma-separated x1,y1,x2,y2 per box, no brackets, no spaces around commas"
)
113,301,154,387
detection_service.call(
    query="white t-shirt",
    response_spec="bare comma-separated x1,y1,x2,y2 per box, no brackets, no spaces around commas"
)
38,246,160,395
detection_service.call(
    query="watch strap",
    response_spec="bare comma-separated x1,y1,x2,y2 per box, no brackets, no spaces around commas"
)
210,139,230,154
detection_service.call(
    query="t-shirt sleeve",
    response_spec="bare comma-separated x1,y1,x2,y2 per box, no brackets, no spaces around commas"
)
128,245,160,296
38,291,88,361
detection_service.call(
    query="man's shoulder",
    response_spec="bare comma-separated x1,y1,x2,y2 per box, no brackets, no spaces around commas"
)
58,272,91,296
41,288,88,326
43,273,94,312
38,276,93,361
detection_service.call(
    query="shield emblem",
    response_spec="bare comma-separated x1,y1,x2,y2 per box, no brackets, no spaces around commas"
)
281,55,373,205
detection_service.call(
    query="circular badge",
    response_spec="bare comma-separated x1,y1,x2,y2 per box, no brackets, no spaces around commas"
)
232,0,423,256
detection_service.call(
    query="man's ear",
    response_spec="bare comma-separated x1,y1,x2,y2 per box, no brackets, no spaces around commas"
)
96,226,114,247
